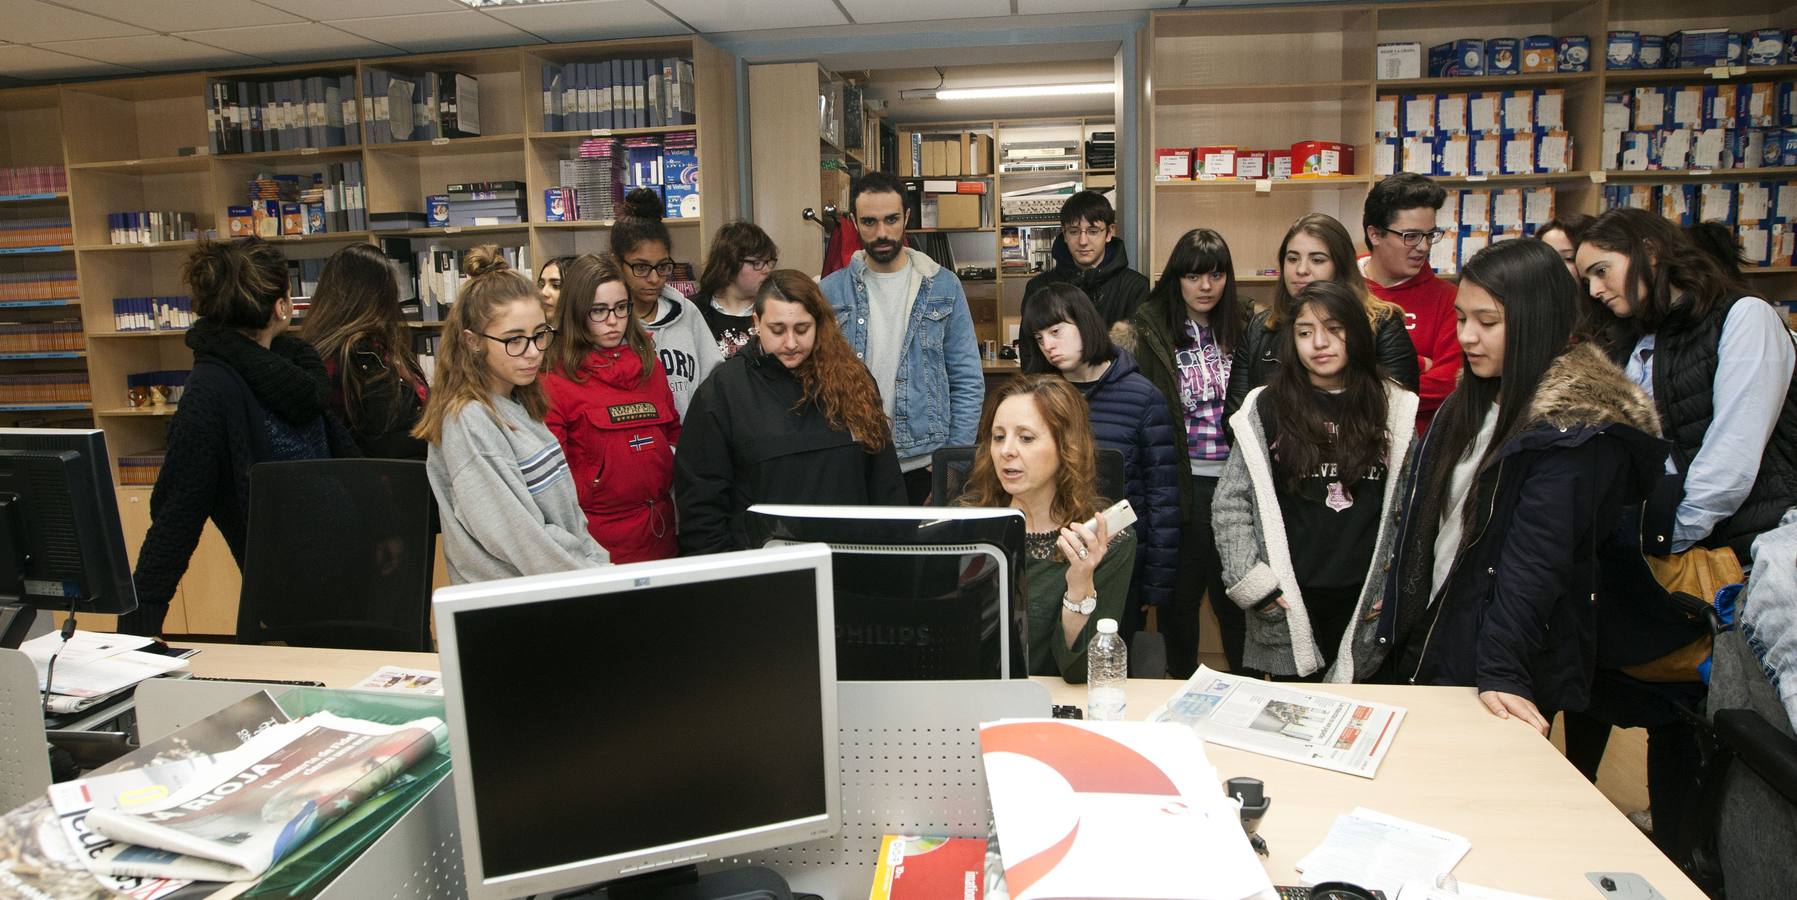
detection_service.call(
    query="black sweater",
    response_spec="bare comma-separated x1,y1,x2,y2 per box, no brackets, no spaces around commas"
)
674,343,906,555
326,337,427,460
122,322,357,636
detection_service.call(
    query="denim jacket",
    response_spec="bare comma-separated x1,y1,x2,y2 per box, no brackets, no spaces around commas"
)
821,248,985,461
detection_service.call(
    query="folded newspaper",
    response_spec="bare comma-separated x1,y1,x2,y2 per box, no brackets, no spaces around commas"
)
82,710,446,881
1148,667,1405,778
21,629,191,713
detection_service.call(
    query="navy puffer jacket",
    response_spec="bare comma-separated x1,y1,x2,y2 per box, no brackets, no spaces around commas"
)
1081,348,1181,606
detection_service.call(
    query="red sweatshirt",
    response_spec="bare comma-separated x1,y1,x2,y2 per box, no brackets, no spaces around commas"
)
1363,261,1461,433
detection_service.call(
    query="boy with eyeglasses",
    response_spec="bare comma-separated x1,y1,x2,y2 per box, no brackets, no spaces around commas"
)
1360,173,1461,433
1019,190,1150,374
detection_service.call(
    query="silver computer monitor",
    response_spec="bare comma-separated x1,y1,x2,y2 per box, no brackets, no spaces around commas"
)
434,544,840,900
744,505,1026,681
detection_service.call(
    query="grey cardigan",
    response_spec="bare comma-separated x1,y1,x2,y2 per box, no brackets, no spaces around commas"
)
1212,383,1418,680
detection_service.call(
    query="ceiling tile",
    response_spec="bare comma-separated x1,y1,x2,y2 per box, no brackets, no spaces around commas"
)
331,10,541,53
0,43,138,78
481,0,688,42
38,33,269,69
178,21,399,63
1016,0,1180,10
50,0,303,32
655,0,848,32
260,0,469,18
0,0,148,42
834,0,1010,24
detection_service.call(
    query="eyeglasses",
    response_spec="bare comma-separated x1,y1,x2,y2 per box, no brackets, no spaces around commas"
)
481,327,556,357
1064,226,1109,239
625,260,677,278
588,302,632,322
744,256,777,272
1377,226,1447,248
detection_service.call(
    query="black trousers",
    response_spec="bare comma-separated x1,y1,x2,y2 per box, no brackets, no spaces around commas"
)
902,466,932,505
1163,475,1243,678
1564,672,1706,854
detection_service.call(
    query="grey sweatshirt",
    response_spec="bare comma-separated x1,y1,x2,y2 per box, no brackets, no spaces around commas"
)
643,286,726,420
426,392,610,584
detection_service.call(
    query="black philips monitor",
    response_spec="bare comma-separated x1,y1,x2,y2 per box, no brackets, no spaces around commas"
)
434,544,839,900
0,428,137,648
744,504,1027,681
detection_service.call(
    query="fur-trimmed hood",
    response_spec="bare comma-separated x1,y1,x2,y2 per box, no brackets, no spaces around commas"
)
1525,342,1661,437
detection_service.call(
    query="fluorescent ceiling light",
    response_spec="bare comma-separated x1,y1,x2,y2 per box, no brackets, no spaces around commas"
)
936,83,1116,100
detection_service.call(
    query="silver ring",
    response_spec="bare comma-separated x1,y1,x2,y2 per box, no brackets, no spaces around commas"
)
1076,546,1089,560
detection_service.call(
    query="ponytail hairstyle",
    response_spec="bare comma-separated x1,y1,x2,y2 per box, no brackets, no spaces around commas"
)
1146,227,1248,353
411,246,549,443
699,221,778,299
956,375,1106,531
545,252,656,387
183,238,288,330
302,243,423,429
756,270,891,453
610,188,673,259
1265,280,1392,495
1268,213,1401,330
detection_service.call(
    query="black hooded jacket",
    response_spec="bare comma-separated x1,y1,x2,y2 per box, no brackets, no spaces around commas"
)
1019,236,1149,372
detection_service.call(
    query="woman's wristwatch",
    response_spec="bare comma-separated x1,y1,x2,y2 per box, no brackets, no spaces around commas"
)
1062,591,1097,615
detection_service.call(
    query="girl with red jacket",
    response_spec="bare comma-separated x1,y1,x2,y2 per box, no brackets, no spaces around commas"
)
541,253,681,562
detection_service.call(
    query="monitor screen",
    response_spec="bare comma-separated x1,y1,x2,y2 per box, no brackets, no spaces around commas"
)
435,544,839,900
0,428,135,624
744,505,1026,681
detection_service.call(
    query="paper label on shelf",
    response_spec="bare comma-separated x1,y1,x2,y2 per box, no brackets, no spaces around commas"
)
1467,174,1488,182
432,137,450,146
591,129,611,136
1255,179,1272,193
284,234,301,241
444,226,462,234
300,147,319,156
1709,66,1730,79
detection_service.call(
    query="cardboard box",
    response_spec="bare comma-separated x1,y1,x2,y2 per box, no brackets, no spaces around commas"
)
227,205,253,238
1746,29,1786,66
1789,29,1797,64
1633,87,1669,130
1402,95,1436,136
1155,147,1192,181
1638,34,1667,69
894,130,919,176
1378,42,1423,80
1438,134,1472,176
1536,88,1566,130
1403,136,1434,174
1374,138,1400,176
1743,82,1777,127
1538,130,1574,172
1699,182,1736,223
1503,90,1536,133
1291,140,1354,176
1268,150,1294,179
1669,85,1704,128
1706,84,1740,129
1197,145,1238,179
1430,40,1484,77
1559,35,1592,72
252,200,280,238
1472,133,1502,175
820,168,851,212
1502,132,1537,174
1670,29,1741,68
1604,90,1633,132
1235,150,1269,179
280,202,303,235
1607,31,1642,69
1469,92,1502,133
1438,93,1469,134
955,180,988,194
1376,94,1401,137
426,195,449,227
935,192,981,229
967,133,993,175
1522,36,1557,73
1486,38,1521,75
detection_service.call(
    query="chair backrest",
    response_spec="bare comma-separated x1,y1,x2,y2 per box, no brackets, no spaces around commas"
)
930,445,1127,508
0,648,51,812
238,459,436,652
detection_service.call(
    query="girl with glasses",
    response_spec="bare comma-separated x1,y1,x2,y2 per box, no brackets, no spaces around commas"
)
676,270,906,554
540,253,681,563
413,246,608,583
613,188,723,420
696,220,779,359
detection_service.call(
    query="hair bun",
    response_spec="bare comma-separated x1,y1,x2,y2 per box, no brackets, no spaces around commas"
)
461,245,509,278
621,187,663,222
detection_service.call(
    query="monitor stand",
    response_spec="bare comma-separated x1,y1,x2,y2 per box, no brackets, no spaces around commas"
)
575,864,795,900
0,603,45,650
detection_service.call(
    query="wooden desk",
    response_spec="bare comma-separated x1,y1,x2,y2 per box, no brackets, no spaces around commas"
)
174,644,1701,899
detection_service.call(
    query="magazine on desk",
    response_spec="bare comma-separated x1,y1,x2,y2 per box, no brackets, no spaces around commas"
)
1148,667,1405,778
83,711,447,881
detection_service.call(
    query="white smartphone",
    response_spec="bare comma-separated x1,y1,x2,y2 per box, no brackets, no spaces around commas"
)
1080,498,1137,537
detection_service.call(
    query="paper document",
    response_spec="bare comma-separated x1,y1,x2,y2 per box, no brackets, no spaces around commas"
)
352,665,444,695
1296,807,1470,897
22,630,189,699
20,629,153,664
1148,667,1405,778
980,719,1274,900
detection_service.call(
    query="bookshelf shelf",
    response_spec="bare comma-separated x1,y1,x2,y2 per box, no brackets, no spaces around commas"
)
0,299,77,309
913,226,996,234
69,156,212,175
391,224,532,237
532,219,702,230
75,241,200,253
1601,63,1797,85
1374,72,1600,91
214,145,366,163
1157,80,1374,105
0,192,67,203
1747,266,1797,275
1604,166,1797,181
530,125,699,142
1433,172,1596,185
0,403,91,412
0,246,74,255
1155,175,1373,191
364,134,528,157
0,351,85,360
406,321,446,328
98,406,178,417
268,231,374,244
89,331,187,339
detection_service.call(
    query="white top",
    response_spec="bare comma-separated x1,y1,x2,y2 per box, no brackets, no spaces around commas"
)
1430,403,1500,606
861,262,914,424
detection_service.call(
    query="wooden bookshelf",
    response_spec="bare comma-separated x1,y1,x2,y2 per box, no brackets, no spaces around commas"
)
1143,0,1797,306
4,36,743,636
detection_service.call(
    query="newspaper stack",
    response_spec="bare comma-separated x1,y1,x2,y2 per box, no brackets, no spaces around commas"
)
21,629,190,714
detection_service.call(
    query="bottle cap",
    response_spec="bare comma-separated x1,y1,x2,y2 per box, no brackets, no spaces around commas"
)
1096,618,1118,634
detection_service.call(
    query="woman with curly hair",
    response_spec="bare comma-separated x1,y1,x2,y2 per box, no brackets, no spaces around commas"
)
675,269,906,554
957,375,1137,682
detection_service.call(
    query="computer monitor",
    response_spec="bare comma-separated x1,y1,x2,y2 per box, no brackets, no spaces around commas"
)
0,428,137,648
744,504,1026,681
435,544,840,900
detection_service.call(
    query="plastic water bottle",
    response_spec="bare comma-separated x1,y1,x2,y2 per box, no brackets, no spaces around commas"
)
1087,618,1127,721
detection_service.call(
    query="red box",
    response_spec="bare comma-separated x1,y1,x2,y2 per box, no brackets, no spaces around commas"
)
1291,140,1355,177
1197,145,1238,178
1155,147,1193,181
955,180,988,194
1235,150,1270,179
1268,150,1295,179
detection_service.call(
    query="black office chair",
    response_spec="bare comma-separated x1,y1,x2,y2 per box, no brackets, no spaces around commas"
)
930,445,1126,507
237,459,437,652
